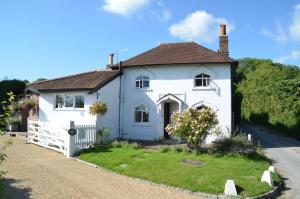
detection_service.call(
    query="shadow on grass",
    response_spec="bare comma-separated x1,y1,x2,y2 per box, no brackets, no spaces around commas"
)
80,143,113,154
0,178,32,199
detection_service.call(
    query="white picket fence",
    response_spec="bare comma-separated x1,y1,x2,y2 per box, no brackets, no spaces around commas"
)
27,120,97,157
74,124,97,152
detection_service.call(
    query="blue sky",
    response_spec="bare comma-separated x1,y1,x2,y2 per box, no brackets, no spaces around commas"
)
1,0,300,82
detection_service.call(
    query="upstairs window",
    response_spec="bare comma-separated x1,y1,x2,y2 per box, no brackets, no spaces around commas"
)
135,104,149,123
195,73,211,87
136,76,149,88
55,95,84,109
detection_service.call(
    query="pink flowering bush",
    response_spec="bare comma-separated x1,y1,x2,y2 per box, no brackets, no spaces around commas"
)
165,107,220,149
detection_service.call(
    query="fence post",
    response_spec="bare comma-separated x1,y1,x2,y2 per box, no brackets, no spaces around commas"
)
66,121,76,158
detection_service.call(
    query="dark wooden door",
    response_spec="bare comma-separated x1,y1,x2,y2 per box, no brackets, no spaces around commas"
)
163,103,170,139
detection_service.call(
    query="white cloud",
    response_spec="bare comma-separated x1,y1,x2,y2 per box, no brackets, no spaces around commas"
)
289,3,300,41
169,11,234,43
274,50,300,63
150,0,172,22
261,22,288,43
102,0,149,16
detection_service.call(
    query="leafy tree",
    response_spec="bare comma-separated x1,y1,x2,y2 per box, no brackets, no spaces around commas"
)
0,92,14,197
234,58,300,138
34,78,47,82
166,108,220,149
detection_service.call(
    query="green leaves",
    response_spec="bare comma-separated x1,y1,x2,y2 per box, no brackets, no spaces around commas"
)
235,58,300,137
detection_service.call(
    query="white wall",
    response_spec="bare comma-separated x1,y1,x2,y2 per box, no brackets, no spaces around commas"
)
95,77,120,139
121,64,232,142
38,77,120,139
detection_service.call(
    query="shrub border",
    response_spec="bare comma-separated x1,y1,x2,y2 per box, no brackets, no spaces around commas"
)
71,157,281,199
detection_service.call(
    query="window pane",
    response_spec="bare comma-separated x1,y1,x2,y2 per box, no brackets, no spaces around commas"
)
135,111,142,122
75,95,84,108
143,111,149,122
65,96,74,107
136,80,140,88
203,78,207,87
195,79,202,87
56,95,64,108
143,80,149,88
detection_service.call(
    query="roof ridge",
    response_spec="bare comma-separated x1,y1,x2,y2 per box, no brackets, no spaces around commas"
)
192,42,236,62
28,70,97,86
28,70,114,86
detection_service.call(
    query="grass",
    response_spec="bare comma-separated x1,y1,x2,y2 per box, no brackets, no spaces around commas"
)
79,142,280,197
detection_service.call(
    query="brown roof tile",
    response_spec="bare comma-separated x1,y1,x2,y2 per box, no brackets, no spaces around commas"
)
122,42,236,67
27,70,120,93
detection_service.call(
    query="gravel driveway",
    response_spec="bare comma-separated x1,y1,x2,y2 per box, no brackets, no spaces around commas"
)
242,124,300,199
0,135,201,199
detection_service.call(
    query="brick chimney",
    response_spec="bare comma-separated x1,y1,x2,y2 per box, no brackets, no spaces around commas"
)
219,24,229,56
108,53,114,66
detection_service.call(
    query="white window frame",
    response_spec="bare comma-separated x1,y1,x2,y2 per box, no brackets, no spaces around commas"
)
134,104,149,123
54,94,85,110
194,73,211,88
135,76,150,89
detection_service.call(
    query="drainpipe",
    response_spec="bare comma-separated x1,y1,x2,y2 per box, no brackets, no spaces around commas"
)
118,61,123,139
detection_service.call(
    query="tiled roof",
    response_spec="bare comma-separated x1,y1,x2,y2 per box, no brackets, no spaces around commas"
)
122,42,236,67
27,70,120,93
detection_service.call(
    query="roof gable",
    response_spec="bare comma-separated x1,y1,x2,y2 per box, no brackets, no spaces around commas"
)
122,42,236,67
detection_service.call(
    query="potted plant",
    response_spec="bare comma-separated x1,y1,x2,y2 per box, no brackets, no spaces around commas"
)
6,116,21,133
89,102,107,115
23,98,36,110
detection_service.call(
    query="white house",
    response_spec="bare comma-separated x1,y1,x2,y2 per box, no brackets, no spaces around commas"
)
27,24,237,143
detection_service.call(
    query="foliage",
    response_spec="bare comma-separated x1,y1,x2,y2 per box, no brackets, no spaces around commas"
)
234,58,300,138
80,143,277,197
0,80,26,104
34,78,47,82
96,128,110,144
0,92,15,132
159,146,170,153
165,108,220,149
5,116,21,125
211,135,257,156
22,98,36,109
89,102,107,116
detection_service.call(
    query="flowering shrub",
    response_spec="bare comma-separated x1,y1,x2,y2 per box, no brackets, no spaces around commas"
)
165,107,220,149
89,102,107,116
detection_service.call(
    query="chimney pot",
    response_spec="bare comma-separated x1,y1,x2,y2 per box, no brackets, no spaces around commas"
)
220,24,226,36
109,53,114,65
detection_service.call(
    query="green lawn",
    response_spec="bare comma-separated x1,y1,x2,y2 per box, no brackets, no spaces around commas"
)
79,143,280,197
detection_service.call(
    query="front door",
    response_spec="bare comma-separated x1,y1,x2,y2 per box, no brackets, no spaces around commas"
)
163,102,170,139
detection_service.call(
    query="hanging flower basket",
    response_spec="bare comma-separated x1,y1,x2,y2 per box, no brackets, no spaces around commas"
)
89,102,107,115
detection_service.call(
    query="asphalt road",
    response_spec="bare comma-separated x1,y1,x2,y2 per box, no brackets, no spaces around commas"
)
242,124,300,199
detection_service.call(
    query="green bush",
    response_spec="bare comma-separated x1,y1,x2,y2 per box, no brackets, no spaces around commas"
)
212,135,256,155
159,146,170,153
5,116,21,125
96,128,110,144
172,145,183,153
235,58,300,138
111,140,121,148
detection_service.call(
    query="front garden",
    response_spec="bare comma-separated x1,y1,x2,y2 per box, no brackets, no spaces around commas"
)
80,107,281,197
79,140,280,197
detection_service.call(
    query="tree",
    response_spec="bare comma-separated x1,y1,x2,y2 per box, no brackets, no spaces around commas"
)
34,78,47,82
234,58,300,138
166,108,220,149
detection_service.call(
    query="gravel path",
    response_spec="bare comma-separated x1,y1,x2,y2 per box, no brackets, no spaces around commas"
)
0,135,202,199
242,124,300,199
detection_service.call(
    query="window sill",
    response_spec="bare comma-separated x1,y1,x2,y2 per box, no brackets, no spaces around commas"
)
135,88,153,92
192,87,214,91
54,108,85,111
132,123,152,127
